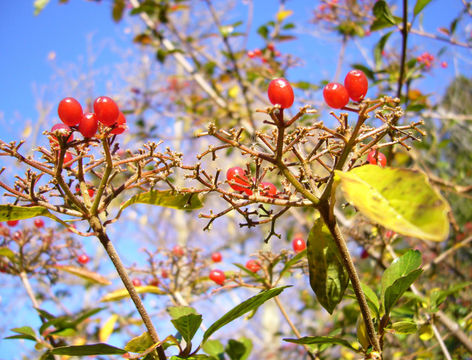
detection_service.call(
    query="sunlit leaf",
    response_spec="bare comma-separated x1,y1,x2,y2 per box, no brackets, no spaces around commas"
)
202,286,289,343
100,286,165,302
51,343,126,355
202,339,224,357
34,0,50,15
335,166,450,242
307,218,349,314
120,190,204,212
171,313,202,343
0,247,17,263
125,332,153,353
276,9,293,22
283,336,357,351
413,0,433,16
384,269,423,315
391,320,418,334
99,315,119,343
52,265,111,285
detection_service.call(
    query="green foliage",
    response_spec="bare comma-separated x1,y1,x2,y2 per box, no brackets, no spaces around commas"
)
124,332,153,352
120,190,205,212
413,0,433,17
381,250,423,315
202,286,289,343
283,336,358,351
307,218,349,314
50,343,127,355
335,166,450,242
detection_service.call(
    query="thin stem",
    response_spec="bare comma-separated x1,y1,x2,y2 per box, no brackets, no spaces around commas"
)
273,296,317,360
19,271,41,309
320,206,382,354
90,218,166,360
396,0,408,100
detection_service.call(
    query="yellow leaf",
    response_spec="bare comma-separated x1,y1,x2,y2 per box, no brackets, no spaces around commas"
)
99,314,118,342
228,85,239,99
419,324,434,341
22,123,32,138
276,9,293,22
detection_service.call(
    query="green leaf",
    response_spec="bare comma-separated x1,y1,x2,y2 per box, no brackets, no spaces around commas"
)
372,0,396,25
202,286,289,343
73,307,105,326
0,205,61,223
51,343,127,355
52,265,111,285
0,247,17,263
100,285,165,302
4,334,37,341
125,332,153,353
35,308,56,320
11,326,36,338
429,282,472,313
226,339,250,360
384,269,423,315
307,218,349,314
257,25,269,39
112,0,126,22
120,190,204,212
171,313,202,343
202,339,225,357
361,283,380,317
34,0,50,15
413,0,432,16
381,250,422,299
374,31,393,66
391,320,418,334
168,306,198,319
335,166,450,242
237,337,252,360
279,249,306,278
283,336,357,351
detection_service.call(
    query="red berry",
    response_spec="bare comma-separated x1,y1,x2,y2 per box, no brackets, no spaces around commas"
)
211,252,222,263
323,83,349,109
259,182,277,197
385,230,395,239
34,218,44,228
12,231,22,241
209,269,225,285
110,112,127,135
245,259,261,273
226,167,252,195
132,278,142,287
77,254,89,265
6,220,18,227
149,278,160,286
93,96,119,126
360,249,369,259
63,151,73,164
441,61,448,68
268,78,294,109
50,124,74,148
292,237,306,253
58,97,83,126
367,149,387,167
254,49,262,57
161,269,169,278
267,43,275,52
78,112,98,138
172,245,184,257
344,70,368,102
247,50,256,58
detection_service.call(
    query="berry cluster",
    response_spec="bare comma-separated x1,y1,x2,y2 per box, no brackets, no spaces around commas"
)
323,70,368,109
247,44,281,63
226,167,278,198
51,96,127,148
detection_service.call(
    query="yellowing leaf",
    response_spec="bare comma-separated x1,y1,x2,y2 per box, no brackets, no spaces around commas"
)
335,166,450,242
22,124,32,138
228,85,239,99
120,190,204,212
99,315,118,343
276,9,293,22
52,265,111,285
100,286,165,302
419,324,434,341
